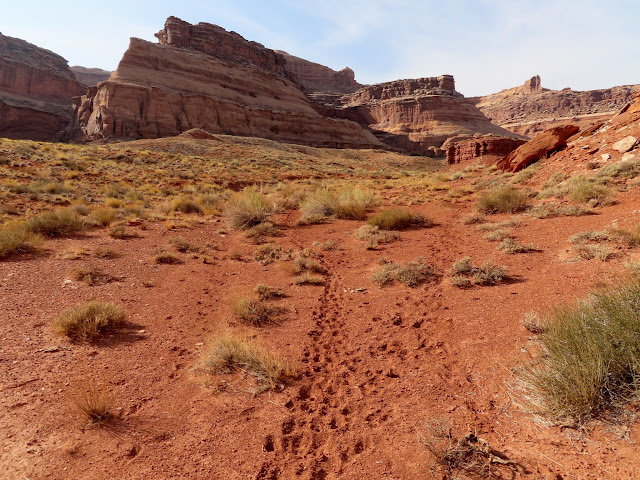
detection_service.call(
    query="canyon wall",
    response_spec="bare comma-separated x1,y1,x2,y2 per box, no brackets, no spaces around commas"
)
0,33,84,140
275,51,361,94
73,18,380,148
70,66,112,87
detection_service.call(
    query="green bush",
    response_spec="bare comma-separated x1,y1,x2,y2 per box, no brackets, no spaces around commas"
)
24,208,88,237
477,187,528,214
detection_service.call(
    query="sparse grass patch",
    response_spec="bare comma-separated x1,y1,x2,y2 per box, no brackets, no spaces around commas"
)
461,213,486,225
521,312,547,334
231,297,279,326
67,378,117,424
477,186,528,214
483,229,512,242
225,188,272,229
449,257,509,286
292,273,326,285
516,275,640,424
298,187,375,223
529,203,595,219
254,243,290,265
199,330,294,390
244,221,279,244
53,301,126,341
253,284,285,301
353,224,399,249
153,250,183,264
573,244,616,261
367,208,431,230
166,196,203,215
566,177,612,204
498,238,539,254
170,237,201,253
24,208,88,237
372,258,434,287
0,223,43,258
90,207,118,226
94,247,118,259
71,265,117,285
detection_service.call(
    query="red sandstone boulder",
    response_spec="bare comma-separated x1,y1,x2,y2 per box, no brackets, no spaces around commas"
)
496,124,580,172
445,136,526,165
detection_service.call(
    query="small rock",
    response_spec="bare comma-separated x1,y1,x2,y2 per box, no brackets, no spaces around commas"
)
612,136,638,153
622,152,637,162
601,153,611,161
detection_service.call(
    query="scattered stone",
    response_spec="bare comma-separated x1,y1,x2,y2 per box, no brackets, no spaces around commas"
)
612,136,638,153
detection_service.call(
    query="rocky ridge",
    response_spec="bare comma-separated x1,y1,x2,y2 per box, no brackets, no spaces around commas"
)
72,18,379,148
70,66,112,87
0,33,85,141
472,76,638,137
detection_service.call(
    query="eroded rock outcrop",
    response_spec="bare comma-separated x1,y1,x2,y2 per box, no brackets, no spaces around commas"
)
472,76,638,137
446,136,526,164
496,124,580,172
275,51,361,94
70,66,112,87
73,18,379,148
0,33,84,140
339,76,522,154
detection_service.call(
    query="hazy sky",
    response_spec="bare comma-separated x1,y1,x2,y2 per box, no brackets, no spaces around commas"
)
2,0,638,96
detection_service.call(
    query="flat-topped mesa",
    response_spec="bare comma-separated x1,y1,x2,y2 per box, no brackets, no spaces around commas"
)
155,16,290,79
73,18,380,148
348,75,457,104
0,33,85,140
275,50,362,94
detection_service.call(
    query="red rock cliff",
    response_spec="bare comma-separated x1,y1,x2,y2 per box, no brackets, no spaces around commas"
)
0,33,85,140
275,51,361,94
74,18,380,148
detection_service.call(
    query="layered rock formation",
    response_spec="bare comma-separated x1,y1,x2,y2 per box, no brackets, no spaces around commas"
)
70,66,111,87
275,50,361,94
0,33,84,140
73,17,379,148
338,76,522,154
472,76,638,137
446,136,526,165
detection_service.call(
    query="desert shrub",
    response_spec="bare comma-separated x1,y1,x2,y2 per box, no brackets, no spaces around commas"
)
199,330,294,390
90,207,118,226
71,265,116,285
542,172,568,190
108,225,134,239
225,188,272,229
94,247,118,259
353,224,399,249
596,159,640,179
292,273,326,285
461,213,486,225
483,229,512,242
153,250,183,264
253,284,285,301
254,243,290,265
573,244,615,261
53,301,126,341
104,198,125,209
449,257,508,286
170,237,200,253
244,221,279,244
566,177,611,204
498,238,538,254
231,297,279,326
529,203,595,219
291,256,327,275
476,220,521,232
24,208,87,237
477,186,528,214
299,187,375,223
169,196,203,215
0,224,43,258
517,276,640,424
372,258,434,287
521,312,547,334
67,378,116,424
367,208,432,230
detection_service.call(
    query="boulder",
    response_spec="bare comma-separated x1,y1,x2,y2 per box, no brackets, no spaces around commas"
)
497,124,580,172
612,136,638,153
446,136,526,164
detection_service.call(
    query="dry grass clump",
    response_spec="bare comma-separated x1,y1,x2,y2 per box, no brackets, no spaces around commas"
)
67,378,117,424
476,220,521,232
483,229,512,242
24,208,88,237
353,224,399,249
529,203,595,219
167,196,203,215
298,187,375,223
170,237,201,253
498,238,538,254
293,273,326,285
568,226,640,261
53,301,126,341
94,247,118,259
231,297,281,326
372,258,434,287
0,223,43,258
225,188,272,229
566,177,611,204
420,419,525,479
153,250,183,264
517,275,640,424
71,265,117,285
244,221,279,244
254,243,291,265
199,330,294,390
108,224,137,239
449,257,508,286
461,213,486,225
477,186,528,214
367,208,432,230
253,284,285,301
573,244,616,261
89,207,119,226
521,312,547,334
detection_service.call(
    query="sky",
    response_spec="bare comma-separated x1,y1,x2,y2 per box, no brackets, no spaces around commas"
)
2,0,638,97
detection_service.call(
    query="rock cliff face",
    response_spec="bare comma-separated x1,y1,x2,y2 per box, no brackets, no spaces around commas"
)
471,76,638,137
70,66,112,87
73,18,379,148
0,33,85,140
275,51,361,94
338,76,522,153
445,136,526,165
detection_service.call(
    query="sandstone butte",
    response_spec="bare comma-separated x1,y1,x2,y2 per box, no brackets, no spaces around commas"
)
69,66,111,87
0,33,85,141
471,75,639,137
72,17,381,149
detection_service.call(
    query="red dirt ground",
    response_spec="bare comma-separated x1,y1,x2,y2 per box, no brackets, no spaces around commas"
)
2,180,640,479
